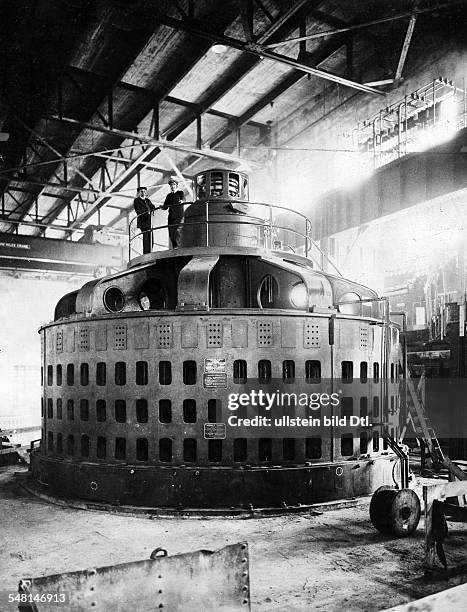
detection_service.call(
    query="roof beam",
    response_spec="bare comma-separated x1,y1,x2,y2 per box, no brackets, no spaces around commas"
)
156,14,383,95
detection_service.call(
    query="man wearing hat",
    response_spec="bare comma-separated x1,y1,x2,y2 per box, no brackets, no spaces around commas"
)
160,179,185,248
133,186,156,254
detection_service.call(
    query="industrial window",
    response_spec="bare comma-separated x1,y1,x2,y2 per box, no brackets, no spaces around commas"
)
283,438,295,460
159,400,172,423
282,360,295,384
360,397,368,417
67,399,74,420
360,432,368,454
360,362,368,383
115,437,126,460
97,436,106,459
208,439,222,462
56,433,63,455
80,399,89,421
115,400,126,423
66,434,74,456
136,361,148,385
136,398,148,423
56,399,62,420
258,438,272,461
183,361,196,385
47,431,53,453
233,438,247,462
47,398,53,419
183,438,197,462
67,364,74,386
373,396,379,418
341,397,353,418
96,362,106,386
305,360,321,383
81,434,90,458
233,360,247,384
159,438,172,462
96,400,106,422
208,399,220,422
258,360,271,383
115,362,126,386
305,437,321,459
56,365,62,386
183,399,196,423
372,431,380,452
341,434,353,456
136,438,149,461
80,363,89,386
342,361,353,383
373,362,380,381
159,361,172,385
47,365,53,386
228,172,240,197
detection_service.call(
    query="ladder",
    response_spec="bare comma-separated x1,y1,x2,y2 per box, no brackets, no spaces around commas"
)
401,365,466,481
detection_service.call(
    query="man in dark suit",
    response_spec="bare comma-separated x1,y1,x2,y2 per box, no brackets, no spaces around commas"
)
161,179,185,248
133,186,155,254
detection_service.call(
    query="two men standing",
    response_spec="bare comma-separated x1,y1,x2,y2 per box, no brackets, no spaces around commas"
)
132,179,185,253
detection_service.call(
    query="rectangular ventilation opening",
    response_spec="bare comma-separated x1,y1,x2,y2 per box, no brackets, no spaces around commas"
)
47,398,53,419
282,360,295,384
360,362,368,383
208,439,222,462
136,361,148,385
115,437,126,460
342,361,353,383
115,400,126,423
66,364,74,386
341,397,353,418
96,362,106,386
283,438,295,460
66,435,74,456
136,398,148,423
56,399,62,420
47,431,53,453
80,363,89,386
183,438,197,462
305,437,321,459
80,399,89,421
372,431,380,452
56,365,62,386
341,435,353,456
136,438,149,461
81,435,90,458
115,362,126,386
258,360,271,383
96,399,106,422
258,438,272,461
305,360,321,384
159,361,172,385
97,436,106,459
360,432,368,454
208,399,220,422
373,396,379,419
373,362,380,381
233,359,247,384
183,361,197,385
233,438,247,462
47,365,53,386
159,438,172,462
183,399,197,423
360,397,368,417
159,399,172,423
67,399,74,420
56,433,63,455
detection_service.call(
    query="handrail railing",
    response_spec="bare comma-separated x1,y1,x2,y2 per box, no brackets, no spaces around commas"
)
129,200,341,276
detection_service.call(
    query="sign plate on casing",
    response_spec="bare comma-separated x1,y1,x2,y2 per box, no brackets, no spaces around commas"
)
203,373,227,388
204,423,226,439
204,358,226,373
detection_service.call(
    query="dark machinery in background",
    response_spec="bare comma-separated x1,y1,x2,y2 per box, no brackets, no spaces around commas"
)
30,168,403,511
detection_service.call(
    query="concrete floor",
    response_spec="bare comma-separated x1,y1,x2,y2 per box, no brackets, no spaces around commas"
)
1,465,467,611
